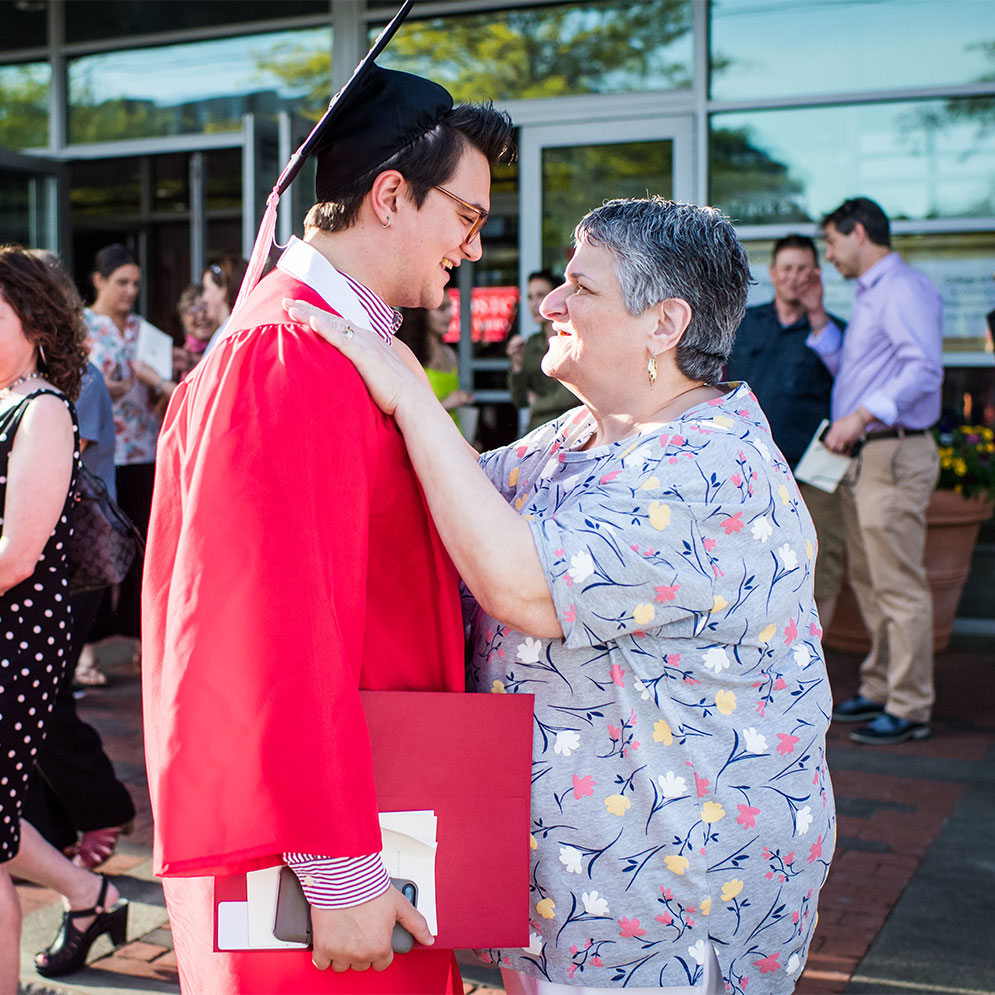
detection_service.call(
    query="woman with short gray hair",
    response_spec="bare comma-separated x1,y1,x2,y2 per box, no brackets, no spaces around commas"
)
288,196,835,995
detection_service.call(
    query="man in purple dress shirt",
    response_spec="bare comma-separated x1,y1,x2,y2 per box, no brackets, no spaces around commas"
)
813,197,942,745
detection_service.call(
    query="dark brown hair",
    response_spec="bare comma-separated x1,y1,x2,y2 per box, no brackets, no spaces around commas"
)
1,245,88,401
204,256,248,311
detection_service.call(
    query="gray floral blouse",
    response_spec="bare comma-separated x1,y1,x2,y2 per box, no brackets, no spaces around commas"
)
468,382,835,994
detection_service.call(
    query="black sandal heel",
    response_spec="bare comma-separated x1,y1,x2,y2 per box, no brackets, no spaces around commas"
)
34,874,129,977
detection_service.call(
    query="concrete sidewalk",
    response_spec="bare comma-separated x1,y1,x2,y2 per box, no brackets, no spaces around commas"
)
16,634,995,995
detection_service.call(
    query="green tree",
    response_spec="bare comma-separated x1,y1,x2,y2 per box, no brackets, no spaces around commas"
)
0,65,50,149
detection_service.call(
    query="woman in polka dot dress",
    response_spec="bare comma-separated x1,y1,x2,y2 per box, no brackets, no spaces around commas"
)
0,247,128,990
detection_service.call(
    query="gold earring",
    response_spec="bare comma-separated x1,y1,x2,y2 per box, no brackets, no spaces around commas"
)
647,354,657,387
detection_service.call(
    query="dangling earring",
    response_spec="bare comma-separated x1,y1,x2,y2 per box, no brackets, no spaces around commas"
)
37,342,47,367
381,215,391,229
647,354,657,387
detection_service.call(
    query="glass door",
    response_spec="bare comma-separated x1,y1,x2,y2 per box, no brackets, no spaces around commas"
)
0,147,66,256
518,116,693,327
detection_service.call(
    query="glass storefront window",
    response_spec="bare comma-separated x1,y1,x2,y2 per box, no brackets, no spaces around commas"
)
710,0,995,101
67,27,331,144
371,0,692,102
65,1,329,44
710,99,995,225
0,62,51,150
0,0,46,50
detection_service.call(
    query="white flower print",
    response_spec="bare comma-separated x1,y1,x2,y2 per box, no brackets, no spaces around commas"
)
753,440,771,462
524,931,544,955
554,730,580,757
559,845,584,874
568,549,595,583
795,805,813,835
793,644,811,669
582,890,610,916
751,516,773,542
657,771,688,798
778,543,798,570
742,727,769,754
702,647,731,673
786,953,800,976
688,938,707,964
633,678,651,701
516,637,543,664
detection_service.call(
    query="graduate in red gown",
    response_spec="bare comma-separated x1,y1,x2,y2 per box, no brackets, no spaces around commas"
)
141,61,514,994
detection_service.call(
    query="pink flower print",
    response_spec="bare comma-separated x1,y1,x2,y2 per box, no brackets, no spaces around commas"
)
666,653,681,665
659,434,670,447
570,945,578,955
611,663,626,687
792,910,800,924
738,409,750,417
669,457,679,464
551,441,561,454
730,473,742,486
564,604,576,623
600,471,621,484
783,619,798,645
516,445,528,457
661,886,673,899
694,773,710,797
608,725,621,740
655,583,680,602
592,956,603,966
631,543,640,551
784,851,794,865
618,916,646,938
737,805,760,829
773,677,787,690
742,978,750,988
809,835,823,863
573,774,596,799
777,733,800,756
753,952,781,974
809,622,823,638
686,918,695,926
765,871,774,880
720,512,744,534
756,701,766,717
671,435,685,446
761,846,771,859
554,548,564,557
567,964,578,979
703,537,717,552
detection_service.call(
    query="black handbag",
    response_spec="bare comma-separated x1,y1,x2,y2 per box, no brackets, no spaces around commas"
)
68,463,145,594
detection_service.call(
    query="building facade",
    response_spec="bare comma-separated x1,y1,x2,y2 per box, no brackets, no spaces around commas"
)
2,0,993,425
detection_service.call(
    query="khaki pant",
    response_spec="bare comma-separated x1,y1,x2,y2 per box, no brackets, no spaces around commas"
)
799,481,844,603
839,433,939,723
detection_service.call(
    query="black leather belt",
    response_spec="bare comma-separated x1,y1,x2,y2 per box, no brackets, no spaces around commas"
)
863,427,928,441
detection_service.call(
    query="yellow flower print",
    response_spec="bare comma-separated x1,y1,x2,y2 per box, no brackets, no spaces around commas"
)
633,603,655,626
664,855,689,875
720,879,744,902
654,719,673,745
491,679,506,694
700,897,712,916
806,539,814,561
778,484,790,505
638,475,660,491
712,415,734,429
715,689,737,715
648,501,671,530
758,623,777,643
536,898,556,919
711,595,728,613
514,495,526,511
604,794,631,816
701,801,726,823
530,834,538,850
508,467,520,487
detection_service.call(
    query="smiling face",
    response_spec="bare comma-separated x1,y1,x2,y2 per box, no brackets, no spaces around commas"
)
769,246,818,307
539,238,655,404
93,263,140,320
391,145,492,309
0,289,34,381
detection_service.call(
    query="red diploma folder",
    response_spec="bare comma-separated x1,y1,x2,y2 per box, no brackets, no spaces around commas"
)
214,690,534,951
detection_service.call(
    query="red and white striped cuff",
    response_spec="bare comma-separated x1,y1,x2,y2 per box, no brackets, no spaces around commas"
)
283,851,391,910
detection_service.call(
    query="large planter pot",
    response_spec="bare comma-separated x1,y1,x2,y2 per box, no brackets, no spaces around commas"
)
824,490,994,655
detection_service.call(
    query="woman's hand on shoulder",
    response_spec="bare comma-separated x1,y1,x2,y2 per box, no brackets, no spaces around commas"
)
283,298,430,417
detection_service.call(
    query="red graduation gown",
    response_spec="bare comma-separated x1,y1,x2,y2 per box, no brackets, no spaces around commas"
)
142,268,466,993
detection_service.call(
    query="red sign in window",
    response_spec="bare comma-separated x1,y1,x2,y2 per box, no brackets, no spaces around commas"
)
442,286,519,344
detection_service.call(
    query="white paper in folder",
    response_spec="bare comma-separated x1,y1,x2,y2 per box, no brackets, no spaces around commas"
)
794,419,854,494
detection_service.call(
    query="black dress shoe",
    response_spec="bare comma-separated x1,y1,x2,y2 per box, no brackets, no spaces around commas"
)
832,694,885,723
850,712,931,745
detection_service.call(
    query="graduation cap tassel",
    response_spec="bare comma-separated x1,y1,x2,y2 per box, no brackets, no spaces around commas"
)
230,186,281,323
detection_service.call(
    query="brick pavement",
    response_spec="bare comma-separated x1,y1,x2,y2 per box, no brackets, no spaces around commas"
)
16,633,995,994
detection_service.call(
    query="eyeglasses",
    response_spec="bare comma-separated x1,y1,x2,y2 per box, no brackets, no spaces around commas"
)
433,185,488,243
